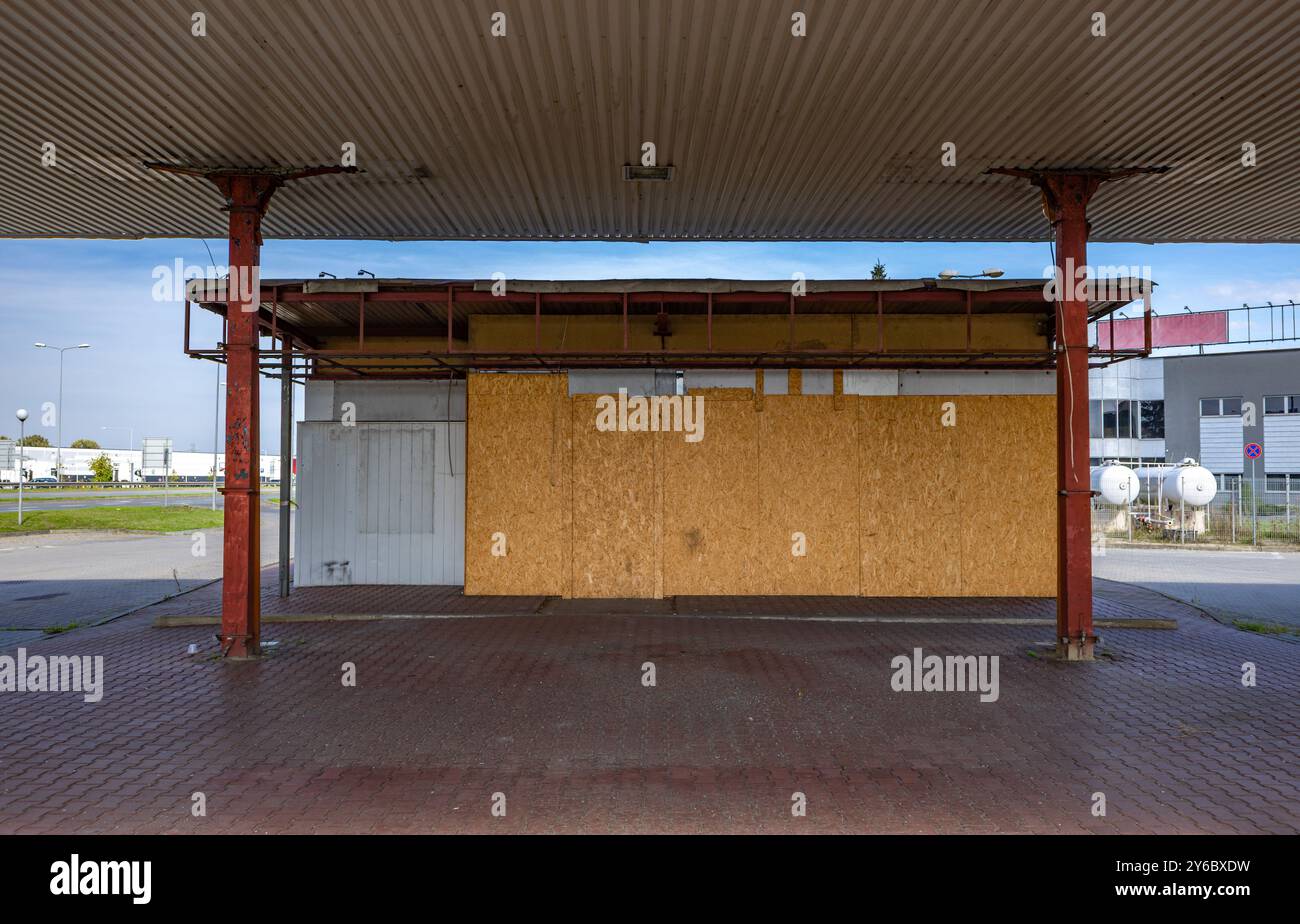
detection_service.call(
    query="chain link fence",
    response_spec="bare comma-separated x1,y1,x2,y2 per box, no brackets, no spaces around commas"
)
1093,475,1300,547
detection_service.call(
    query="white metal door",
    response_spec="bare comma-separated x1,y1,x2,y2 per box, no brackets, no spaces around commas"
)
296,421,465,585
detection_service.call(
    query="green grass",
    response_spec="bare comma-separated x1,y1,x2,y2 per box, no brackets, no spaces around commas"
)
0,487,214,502
1233,619,1298,637
0,505,224,533
43,621,82,635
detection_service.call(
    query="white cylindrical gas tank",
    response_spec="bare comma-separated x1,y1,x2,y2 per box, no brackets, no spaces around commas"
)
1163,461,1217,507
1090,462,1139,505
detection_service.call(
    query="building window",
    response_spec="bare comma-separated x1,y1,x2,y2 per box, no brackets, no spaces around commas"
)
1267,473,1300,493
1091,399,1164,439
1264,394,1300,415
1101,400,1129,438
1139,400,1164,439
1201,396,1243,417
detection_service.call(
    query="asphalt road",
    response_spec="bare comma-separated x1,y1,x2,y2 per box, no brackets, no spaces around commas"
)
1094,545,1300,630
0,510,288,647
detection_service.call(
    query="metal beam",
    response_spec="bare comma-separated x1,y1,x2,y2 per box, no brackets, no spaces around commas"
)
279,338,292,599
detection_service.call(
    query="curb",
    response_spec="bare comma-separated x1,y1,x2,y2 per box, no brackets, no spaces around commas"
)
152,612,1178,629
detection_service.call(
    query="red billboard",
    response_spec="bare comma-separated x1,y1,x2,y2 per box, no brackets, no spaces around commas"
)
1095,311,1229,349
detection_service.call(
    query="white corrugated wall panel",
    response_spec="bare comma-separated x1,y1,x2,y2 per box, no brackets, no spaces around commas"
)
295,421,464,586
1199,417,1244,473
1263,416,1300,471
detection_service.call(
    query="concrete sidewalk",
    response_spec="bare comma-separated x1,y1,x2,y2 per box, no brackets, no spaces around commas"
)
1094,546,1300,631
0,513,286,640
0,578,1294,834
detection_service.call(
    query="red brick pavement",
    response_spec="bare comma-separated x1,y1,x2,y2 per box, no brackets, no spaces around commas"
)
0,579,1295,834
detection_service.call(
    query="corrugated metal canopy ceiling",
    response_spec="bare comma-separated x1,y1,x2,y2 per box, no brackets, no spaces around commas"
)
2,0,1297,242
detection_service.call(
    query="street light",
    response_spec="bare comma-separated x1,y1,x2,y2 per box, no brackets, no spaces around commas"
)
33,342,90,483
15,409,27,526
937,268,1005,279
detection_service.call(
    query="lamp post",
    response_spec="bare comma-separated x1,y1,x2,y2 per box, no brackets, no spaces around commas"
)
212,369,226,511
15,409,27,526
33,342,90,483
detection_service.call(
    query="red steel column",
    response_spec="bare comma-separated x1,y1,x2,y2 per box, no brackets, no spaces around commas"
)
1047,173,1100,661
216,174,274,658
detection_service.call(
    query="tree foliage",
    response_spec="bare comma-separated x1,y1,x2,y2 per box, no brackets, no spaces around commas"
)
19,434,50,447
88,453,115,482
70,438,100,449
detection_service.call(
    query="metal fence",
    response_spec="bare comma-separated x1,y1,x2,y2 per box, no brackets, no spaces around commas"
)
1093,475,1300,547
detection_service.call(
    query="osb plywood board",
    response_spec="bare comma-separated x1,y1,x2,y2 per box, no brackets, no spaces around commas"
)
858,396,961,596
570,395,658,597
662,393,760,595
467,371,566,398
957,395,1057,596
464,372,571,595
758,396,858,594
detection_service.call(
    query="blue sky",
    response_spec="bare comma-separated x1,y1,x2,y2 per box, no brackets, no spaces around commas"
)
1,238,1297,453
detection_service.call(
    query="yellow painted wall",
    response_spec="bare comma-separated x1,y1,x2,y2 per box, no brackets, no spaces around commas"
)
466,372,1057,598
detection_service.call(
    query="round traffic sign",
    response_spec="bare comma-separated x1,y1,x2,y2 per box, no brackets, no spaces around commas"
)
1245,442,1262,459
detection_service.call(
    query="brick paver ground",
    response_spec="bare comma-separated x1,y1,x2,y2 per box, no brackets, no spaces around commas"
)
0,575,1295,834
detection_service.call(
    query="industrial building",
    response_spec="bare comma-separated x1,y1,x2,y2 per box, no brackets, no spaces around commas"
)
0,445,285,484
1089,347,1300,496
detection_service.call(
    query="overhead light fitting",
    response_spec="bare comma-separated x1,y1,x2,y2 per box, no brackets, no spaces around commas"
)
623,165,674,181
938,268,1004,280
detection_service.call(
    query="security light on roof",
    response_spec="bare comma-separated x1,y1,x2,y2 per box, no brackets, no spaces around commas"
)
623,165,674,181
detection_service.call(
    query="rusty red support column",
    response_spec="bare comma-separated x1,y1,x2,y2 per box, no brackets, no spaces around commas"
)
1045,172,1102,661
213,173,277,658
986,164,1166,661
144,161,355,658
